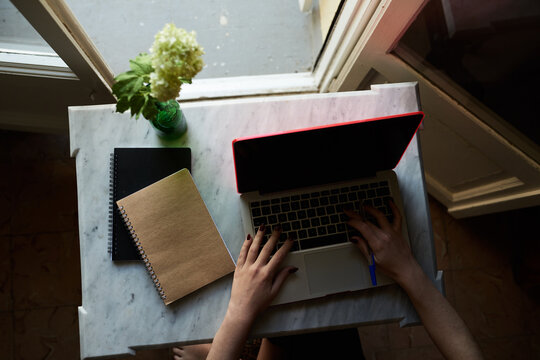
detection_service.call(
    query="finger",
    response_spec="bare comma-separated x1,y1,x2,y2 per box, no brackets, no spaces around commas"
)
172,347,182,355
173,355,181,360
246,224,265,264
344,208,364,221
388,200,402,232
347,217,379,246
364,205,391,230
257,226,281,265
236,234,252,267
267,237,294,272
271,266,298,297
350,236,371,262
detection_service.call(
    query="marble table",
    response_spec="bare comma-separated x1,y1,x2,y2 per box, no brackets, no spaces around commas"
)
69,82,443,359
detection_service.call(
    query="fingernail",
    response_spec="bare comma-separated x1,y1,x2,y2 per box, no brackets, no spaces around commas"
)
259,224,265,232
289,267,299,274
246,234,252,241
275,225,282,232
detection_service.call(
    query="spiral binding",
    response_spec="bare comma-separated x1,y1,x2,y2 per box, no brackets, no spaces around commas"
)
108,152,115,255
118,205,167,301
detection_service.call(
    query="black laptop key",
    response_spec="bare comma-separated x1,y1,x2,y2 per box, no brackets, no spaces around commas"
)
282,222,292,231
301,200,310,209
278,213,287,223
379,181,388,186
262,206,271,215
321,190,330,196
311,218,321,227
268,215,277,224
357,190,366,199
291,201,300,210
253,217,266,226
348,192,358,201
251,201,260,208
321,216,330,225
297,210,307,219
351,185,359,191
320,197,329,205
300,233,345,250
301,219,310,228
339,194,347,202
329,195,338,204
369,182,378,188
308,228,317,237
311,191,320,197
261,200,270,206
291,195,300,201
301,193,310,199
281,196,290,202
373,198,382,207
337,223,346,232
251,208,261,217
317,226,327,236
292,221,301,230
377,187,390,197
340,187,349,193
339,213,348,222
316,207,326,216
281,203,291,212
330,214,340,224
360,184,369,189
331,188,340,194
367,189,376,198
326,205,335,214
310,198,319,207
307,209,316,218
271,205,281,214
271,198,280,204
287,212,297,221
288,231,298,240
327,224,337,233
298,229,308,239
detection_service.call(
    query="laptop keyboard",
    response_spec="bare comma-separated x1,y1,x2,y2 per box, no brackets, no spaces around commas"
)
249,180,394,254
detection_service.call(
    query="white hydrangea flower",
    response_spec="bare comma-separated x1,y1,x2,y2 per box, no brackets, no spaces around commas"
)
149,23,205,102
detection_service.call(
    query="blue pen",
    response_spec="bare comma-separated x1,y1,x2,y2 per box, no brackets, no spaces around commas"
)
360,201,377,286
369,249,377,286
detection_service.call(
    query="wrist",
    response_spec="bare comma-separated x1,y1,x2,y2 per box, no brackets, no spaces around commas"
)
394,259,425,290
224,304,257,328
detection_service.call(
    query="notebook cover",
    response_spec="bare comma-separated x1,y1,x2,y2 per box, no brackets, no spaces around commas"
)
110,148,191,261
116,169,235,305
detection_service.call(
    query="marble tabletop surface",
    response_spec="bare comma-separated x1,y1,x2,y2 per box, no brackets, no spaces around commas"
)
69,82,442,359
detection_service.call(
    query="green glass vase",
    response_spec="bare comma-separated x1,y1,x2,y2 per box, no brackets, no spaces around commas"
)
150,100,187,139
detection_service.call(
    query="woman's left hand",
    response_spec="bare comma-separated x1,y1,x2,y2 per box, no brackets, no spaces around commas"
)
227,225,297,324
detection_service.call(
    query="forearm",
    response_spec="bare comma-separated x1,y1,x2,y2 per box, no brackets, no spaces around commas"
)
397,263,483,360
206,310,254,360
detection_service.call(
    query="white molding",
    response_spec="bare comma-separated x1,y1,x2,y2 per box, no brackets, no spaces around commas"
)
448,187,540,218
0,49,77,80
313,0,381,92
179,72,318,100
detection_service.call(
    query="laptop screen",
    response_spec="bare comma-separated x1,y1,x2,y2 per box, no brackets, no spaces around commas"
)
233,112,424,193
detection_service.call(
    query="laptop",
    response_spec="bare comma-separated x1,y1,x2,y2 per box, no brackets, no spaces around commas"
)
232,111,424,305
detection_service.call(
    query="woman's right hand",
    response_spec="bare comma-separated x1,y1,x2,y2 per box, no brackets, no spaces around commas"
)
344,200,418,284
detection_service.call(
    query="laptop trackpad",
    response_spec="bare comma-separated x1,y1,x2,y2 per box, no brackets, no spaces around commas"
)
304,246,370,296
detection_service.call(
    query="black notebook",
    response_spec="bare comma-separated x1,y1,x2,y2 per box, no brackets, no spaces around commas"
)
109,147,191,260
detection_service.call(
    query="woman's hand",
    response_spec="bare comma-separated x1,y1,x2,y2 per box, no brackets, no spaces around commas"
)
226,225,297,325
344,200,417,284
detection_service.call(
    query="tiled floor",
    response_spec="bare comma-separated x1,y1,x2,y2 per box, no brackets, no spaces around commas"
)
1,130,538,359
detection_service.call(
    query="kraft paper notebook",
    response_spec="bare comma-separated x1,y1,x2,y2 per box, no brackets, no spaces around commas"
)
116,168,235,305
110,147,191,261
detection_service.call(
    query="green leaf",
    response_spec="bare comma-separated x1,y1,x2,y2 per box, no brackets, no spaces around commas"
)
113,70,138,83
130,94,145,118
179,77,192,84
112,76,144,99
129,53,153,76
115,96,130,113
141,96,158,121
